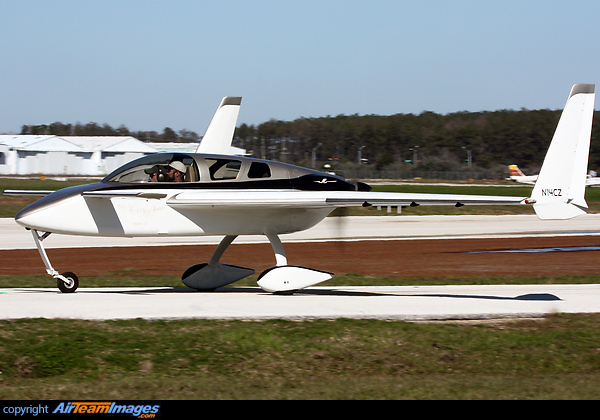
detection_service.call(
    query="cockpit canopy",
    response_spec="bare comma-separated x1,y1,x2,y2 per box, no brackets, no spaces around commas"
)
104,153,200,183
102,153,273,184
102,152,370,191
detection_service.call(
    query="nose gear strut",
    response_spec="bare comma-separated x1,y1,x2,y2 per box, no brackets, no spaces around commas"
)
30,229,79,293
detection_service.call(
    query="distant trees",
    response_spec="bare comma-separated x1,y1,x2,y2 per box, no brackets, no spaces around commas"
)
20,123,200,143
232,110,600,173
17,108,600,173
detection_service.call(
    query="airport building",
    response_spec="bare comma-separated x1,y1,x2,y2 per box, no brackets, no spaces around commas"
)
0,135,168,176
0,136,248,176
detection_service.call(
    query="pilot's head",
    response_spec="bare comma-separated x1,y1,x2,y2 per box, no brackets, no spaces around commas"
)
167,161,186,182
144,165,162,182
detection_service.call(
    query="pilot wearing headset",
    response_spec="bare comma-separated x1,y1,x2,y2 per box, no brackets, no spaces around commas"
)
145,165,167,182
167,161,187,182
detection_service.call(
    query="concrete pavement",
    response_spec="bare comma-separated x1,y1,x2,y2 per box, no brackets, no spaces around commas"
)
1,284,599,321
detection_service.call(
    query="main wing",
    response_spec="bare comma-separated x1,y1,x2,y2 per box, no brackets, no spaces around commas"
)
166,190,528,208
6,187,525,207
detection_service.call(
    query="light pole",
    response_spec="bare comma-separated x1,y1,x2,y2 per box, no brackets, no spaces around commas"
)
311,143,322,168
358,145,365,165
409,145,419,166
462,147,472,167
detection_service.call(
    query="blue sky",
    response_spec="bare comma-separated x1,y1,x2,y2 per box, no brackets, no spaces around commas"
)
1,0,598,135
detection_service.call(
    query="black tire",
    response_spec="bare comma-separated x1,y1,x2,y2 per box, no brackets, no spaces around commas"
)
57,272,79,293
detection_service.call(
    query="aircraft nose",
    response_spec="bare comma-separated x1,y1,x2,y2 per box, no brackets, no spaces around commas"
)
15,198,53,229
14,182,105,235
14,184,87,230
15,182,101,228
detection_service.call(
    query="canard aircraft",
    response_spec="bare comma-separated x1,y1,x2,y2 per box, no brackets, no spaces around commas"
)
3,84,596,294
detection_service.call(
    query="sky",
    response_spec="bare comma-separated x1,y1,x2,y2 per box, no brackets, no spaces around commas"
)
1,0,599,135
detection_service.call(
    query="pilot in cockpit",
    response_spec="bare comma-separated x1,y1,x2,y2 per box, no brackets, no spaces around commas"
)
167,161,187,182
145,165,166,182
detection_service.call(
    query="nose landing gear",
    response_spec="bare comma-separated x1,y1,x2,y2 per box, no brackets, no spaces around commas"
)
30,229,79,293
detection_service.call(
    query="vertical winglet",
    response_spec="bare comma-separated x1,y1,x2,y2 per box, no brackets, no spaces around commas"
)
196,96,242,154
531,84,595,219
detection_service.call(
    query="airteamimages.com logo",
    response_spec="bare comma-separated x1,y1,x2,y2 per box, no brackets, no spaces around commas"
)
53,402,160,417
3,402,161,418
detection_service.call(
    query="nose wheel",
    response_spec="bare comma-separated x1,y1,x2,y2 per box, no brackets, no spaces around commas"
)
57,272,79,293
30,229,80,293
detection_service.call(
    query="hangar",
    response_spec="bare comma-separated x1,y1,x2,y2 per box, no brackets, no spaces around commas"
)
0,135,158,176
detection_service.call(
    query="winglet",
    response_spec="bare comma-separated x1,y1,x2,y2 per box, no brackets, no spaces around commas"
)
531,84,595,219
196,96,242,154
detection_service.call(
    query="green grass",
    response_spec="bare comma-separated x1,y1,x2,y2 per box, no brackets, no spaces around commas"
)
1,314,600,399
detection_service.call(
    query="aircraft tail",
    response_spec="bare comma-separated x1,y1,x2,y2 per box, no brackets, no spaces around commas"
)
508,164,525,177
196,97,242,154
530,84,595,219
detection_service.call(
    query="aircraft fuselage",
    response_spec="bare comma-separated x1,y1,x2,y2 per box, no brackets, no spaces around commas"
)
15,152,369,237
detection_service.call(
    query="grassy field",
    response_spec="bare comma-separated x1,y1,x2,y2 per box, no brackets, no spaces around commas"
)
1,313,600,399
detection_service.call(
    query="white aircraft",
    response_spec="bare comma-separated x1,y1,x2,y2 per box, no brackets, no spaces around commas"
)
4,84,596,294
508,164,600,186
507,165,538,184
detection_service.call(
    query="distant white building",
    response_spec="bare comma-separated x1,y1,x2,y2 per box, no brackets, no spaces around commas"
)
0,136,250,176
65,136,157,175
0,135,157,176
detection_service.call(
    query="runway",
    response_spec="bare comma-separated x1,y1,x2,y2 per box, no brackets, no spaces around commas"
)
2,284,600,321
2,214,600,321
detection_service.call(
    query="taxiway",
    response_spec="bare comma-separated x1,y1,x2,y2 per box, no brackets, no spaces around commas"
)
1,284,599,321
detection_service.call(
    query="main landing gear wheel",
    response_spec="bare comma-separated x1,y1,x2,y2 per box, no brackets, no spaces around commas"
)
57,272,79,293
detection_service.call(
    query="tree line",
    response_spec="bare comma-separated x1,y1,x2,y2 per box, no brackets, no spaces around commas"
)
233,110,600,175
19,109,600,176
20,122,200,143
